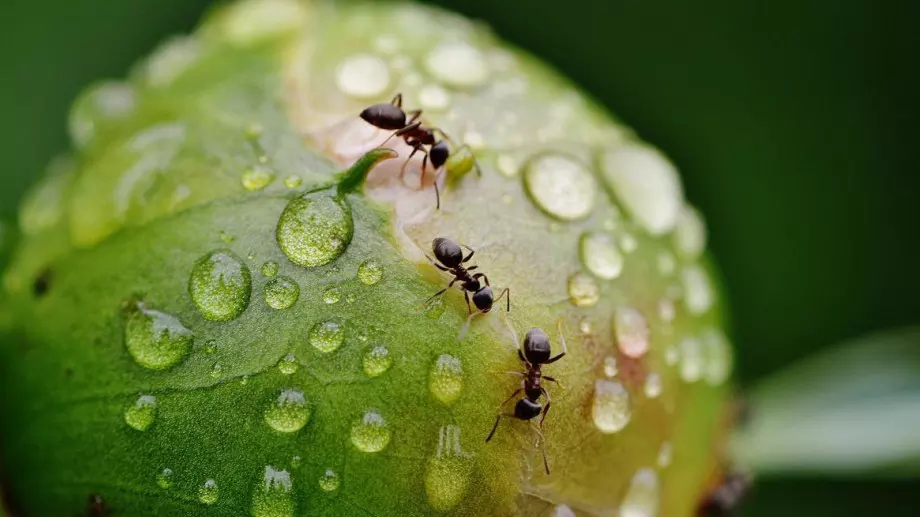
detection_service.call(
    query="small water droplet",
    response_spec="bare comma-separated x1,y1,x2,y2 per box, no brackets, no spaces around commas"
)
124,301,193,370
657,442,673,468
600,145,684,236
373,34,399,55
124,394,157,431
218,0,306,46
345,292,356,303
357,259,383,285
251,466,295,517
682,265,714,315
423,296,446,319
198,479,218,505
336,53,391,99
322,285,342,304
290,456,302,469
261,261,279,278
673,205,707,259
619,468,659,517
679,337,705,383
350,410,391,452
156,468,174,489
644,372,663,398
496,154,519,177
189,249,252,321
425,425,472,511
568,272,600,307
264,389,310,433
619,233,638,254
309,320,345,353
665,345,679,366
263,276,300,310
603,356,618,378
204,340,218,354
580,232,624,280
657,252,677,277
429,354,464,406
363,345,392,377
210,362,224,379
283,175,302,189
658,299,676,323
614,306,650,358
418,84,450,111
278,353,299,375
318,469,340,492
276,193,353,268
69,82,136,148
240,375,250,385
245,123,264,139
220,231,235,244
524,154,596,221
591,379,632,434
242,165,276,191
702,328,732,385
425,41,488,88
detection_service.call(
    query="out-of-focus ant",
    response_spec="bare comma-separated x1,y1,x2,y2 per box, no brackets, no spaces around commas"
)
423,237,509,324
87,494,108,516
697,470,752,517
359,93,480,208
486,320,568,474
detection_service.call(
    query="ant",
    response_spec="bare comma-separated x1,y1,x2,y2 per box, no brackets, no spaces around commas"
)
423,237,509,320
359,93,480,208
486,319,568,474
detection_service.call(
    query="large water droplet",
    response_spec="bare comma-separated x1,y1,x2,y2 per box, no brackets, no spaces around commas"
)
682,264,714,315
619,468,660,517
568,272,600,307
309,320,345,353
679,337,705,383
425,425,472,511
277,353,299,375
263,276,300,310
644,372,663,399
242,165,276,191
673,205,707,259
264,389,310,433
363,345,392,377
318,469,340,492
261,261,279,278
702,328,732,385
591,379,632,434
350,410,391,452
614,306,650,358
124,301,193,370
124,394,157,431
425,41,488,88
357,259,383,285
156,468,174,489
580,232,624,280
189,249,252,321
198,479,219,505
336,54,391,99
69,82,136,148
251,466,295,517
524,154,596,221
600,145,684,236
276,194,353,268
429,354,464,405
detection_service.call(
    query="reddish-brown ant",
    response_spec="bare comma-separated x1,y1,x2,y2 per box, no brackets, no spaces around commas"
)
486,320,567,474
423,237,510,320
359,93,480,208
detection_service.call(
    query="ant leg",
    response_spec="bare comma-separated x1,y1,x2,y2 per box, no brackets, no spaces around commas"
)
543,375,559,383
504,371,525,377
498,388,523,410
399,146,421,180
464,291,473,314
377,120,421,149
492,287,510,313
486,413,516,442
539,388,552,429
434,177,441,210
518,349,527,363
419,151,430,188
461,245,476,263
532,425,550,474
429,127,454,143
466,265,479,272
406,110,422,124
424,254,450,271
390,93,403,107
419,278,459,310
545,319,568,364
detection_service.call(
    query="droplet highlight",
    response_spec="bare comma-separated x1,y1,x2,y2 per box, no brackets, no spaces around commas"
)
276,194,353,268
263,276,300,310
568,272,600,307
429,354,464,406
124,394,157,431
580,232,624,280
124,301,193,370
188,249,252,321
524,154,596,221
350,410,391,452
309,320,345,353
591,379,632,434
264,389,310,433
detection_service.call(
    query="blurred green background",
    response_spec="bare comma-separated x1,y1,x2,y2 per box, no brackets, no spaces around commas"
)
1,0,918,514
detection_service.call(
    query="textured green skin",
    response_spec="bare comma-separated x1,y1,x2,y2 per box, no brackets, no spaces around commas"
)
0,0,730,515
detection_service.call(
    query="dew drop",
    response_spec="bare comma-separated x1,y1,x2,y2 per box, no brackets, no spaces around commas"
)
657,442,673,468
425,425,472,511
679,337,705,383
657,251,677,277
702,328,733,385
619,233,639,254
309,320,345,353
283,175,302,189
643,372,663,399
568,272,600,307
619,468,660,517
350,410,391,452
496,154,519,177
261,261,279,278
218,0,305,46
277,353,299,375
603,356,619,378
673,205,707,259
600,144,684,236
580,232,624,280
614,306,650,358
357,259,383,285
264,389,310,433
198,479,218,505
524,154,596,221
251,466,295,517
664,345,679,366
429,354,464,406
363,345,392,377
290,456,302,469
156,468,174,489
124,394,157,431
418,84,451,111
189,249,252,321
210,363,224,379
591,379,632,434
682,264,714,315
276,194,353,268
336,54,391,99
263,276,300,310
425,41,488,88
124,301,193,370
242,165,275,191
220,231,236,244
658,299,676,323
69,82,136,148
322,285,342,304
318,469,340,492
204,340,218,354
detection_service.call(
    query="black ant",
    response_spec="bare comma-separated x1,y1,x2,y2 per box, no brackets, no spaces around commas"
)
423,237,509,320
486,320,568,474
359,93,480,208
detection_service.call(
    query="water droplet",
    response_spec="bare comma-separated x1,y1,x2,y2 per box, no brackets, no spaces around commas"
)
619,233,638,254
603,356,618,378
418,84,450,111
702,328,732,385
425,41,488,88
318,469,340,492
124,394,157,431
664,345,679,366
124,301,193,370
524,154,596,221
261,261,279,277
198,479,218,505
290,456,302,469
19,156,75,236
423,296,446,319
189,249,252,321
679,337,705,383
345,292,356,303
496,154,519,177
619,468,659,517
322,285,342,304
278,353,299,375
204,340,217,354
580,232,624,280
673,205,707,259
264,388,310,433
644,372,663,398
156,468,174,489
600,144,684,236
263,276,300,310
357,259,383,285
283,175,302,189
657,252,676,278
591,379,632,434
210,363,224,379
336,53,391,99
614,306,650,358
251,466,294,517
220,231,235,244
568,272,600,307
242,166,276,191
658,299,676,323
429,354,464,406
425,425,472,511
373,34,399,55
240,375,250,385
276,194,353,268
682,265,714,315
69,82,136,148
309,320,345,353
350,410,391,452
363,345,392,377
657,442,673,468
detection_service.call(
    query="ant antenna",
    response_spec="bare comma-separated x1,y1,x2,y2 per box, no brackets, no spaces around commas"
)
556,318,568,355
501,313,520,351
532,424,550,475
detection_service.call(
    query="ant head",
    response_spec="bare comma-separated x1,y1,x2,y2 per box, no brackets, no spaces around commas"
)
432,237,463,268
513,398,543,420
523,328,551,364
430,141,450,169
359,102,407,131
472,286,493,312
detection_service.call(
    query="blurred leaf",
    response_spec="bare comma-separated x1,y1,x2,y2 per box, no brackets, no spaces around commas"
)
732,327,920,477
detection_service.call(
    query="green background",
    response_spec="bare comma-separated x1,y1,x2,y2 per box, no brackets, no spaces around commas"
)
1,0,918,514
